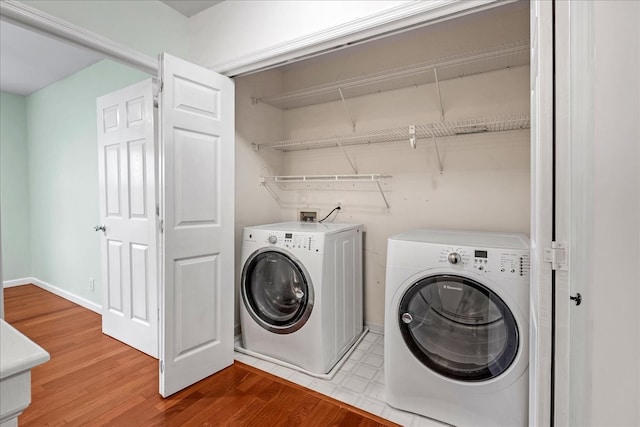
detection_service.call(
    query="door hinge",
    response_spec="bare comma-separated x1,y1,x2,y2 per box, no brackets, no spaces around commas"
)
154,81,163,108
157,308,160,322
160,361,164,373
544,241,568,271
159,219,164,233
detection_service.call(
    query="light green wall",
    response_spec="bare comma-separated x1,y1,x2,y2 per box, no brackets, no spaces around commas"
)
27,60,149,303
21,0,190,59
0,92,31,280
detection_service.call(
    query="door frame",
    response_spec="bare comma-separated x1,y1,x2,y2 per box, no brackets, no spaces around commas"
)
1,1,558,420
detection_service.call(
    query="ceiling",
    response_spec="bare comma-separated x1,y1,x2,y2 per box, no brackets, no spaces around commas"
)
0,1,222,96
0,19,104,96
161,0,221,18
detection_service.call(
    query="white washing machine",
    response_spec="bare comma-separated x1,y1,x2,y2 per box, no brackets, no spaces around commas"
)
240,222,364,375
384,229,530,427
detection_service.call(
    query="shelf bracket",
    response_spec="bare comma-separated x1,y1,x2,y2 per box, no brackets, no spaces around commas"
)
374,179,391,209
409,125,416,149
338,87,356,132
336,140,358,174
260,178,283,205
433,67,445,122
432,133,444,174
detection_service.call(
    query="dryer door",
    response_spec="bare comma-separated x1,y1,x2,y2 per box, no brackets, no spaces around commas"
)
241,249,314,334
398,274,519,382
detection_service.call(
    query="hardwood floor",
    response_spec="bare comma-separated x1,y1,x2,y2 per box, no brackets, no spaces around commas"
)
4,285,399,426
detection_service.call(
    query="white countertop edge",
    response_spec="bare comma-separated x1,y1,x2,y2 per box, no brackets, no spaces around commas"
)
0,319,50,379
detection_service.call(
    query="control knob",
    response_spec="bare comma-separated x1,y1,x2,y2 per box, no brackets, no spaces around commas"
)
447,252,462,265
268,235,277,244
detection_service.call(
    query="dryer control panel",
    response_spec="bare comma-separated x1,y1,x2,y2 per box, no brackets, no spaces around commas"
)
438,247,530,278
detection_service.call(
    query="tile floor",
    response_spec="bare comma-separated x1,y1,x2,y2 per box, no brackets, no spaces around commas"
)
234,330,447,427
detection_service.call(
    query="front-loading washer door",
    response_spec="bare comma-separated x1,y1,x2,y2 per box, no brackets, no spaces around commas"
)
241,249,314,334
398,274,519,382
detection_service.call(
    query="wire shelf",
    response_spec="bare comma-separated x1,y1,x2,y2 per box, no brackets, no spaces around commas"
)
260,174,392,208
254,114,530,152
256,41,529,110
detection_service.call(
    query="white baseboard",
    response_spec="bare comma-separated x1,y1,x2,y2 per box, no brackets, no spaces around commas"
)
2,277,34,288
3,277,102,314
365,321,384,335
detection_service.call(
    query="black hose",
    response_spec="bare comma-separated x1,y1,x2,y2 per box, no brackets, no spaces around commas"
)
318,206,341,223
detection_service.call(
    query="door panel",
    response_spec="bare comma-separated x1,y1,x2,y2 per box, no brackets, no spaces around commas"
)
106,240,123,312
97,79,158,358
104,144,121,215
130,243,150,323
159,53,234,397
174,255,219,357
127,139,147,217
173,130,219,225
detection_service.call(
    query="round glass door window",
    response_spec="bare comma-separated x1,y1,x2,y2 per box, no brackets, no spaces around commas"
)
398,274,519,381
242,250,314,334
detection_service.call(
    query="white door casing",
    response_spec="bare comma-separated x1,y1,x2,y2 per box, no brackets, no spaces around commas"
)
97,79,158,358
529,0,554,425
553,2,573,424
158,53,235,397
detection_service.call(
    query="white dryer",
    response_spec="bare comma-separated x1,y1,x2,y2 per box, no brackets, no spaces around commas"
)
240,222,364,375
384,229,530,427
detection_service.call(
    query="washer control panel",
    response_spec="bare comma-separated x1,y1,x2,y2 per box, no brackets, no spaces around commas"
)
438,247,530,278
248,231,322,253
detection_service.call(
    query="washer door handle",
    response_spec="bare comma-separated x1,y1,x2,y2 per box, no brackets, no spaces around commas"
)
401,312,413,324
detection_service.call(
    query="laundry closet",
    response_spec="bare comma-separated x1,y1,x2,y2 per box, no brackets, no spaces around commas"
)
234,1,530,332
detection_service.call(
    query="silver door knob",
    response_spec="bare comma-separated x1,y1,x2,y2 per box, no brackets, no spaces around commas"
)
94,225,106,232
448,252,462,264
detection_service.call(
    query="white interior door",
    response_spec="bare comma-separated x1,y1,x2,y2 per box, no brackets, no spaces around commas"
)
529,0,554,425
158,53,235,397
97,79,158,358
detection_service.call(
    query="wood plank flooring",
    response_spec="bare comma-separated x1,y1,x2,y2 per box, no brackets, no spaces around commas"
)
4,285,399,426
